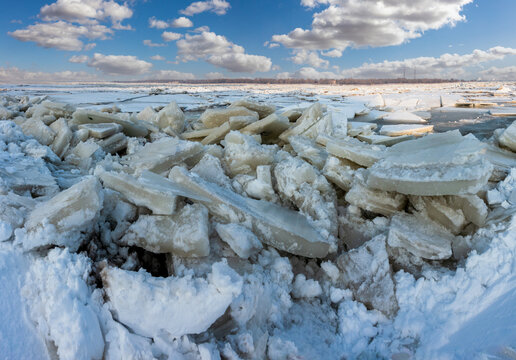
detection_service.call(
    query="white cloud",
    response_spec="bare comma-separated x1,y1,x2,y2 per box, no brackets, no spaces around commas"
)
150,70,196,80
150,55,165,61
143,39,166,47
192,26,210,33
0,66,96,83
479,66,516,80
277,67,340,79
272,0,473,50
290,50,329,68
180,0,230,16
176,31,272,73
322,49,342,58
10,0,133,50
161,31,182,42
205,71,224,79
87,53,152,75
272,65,281,71
69,55,89,63
172,17,193,28
340,46,516,79
148,16,169,29
39,0,132,28
84,43,97,50
9,21,111,51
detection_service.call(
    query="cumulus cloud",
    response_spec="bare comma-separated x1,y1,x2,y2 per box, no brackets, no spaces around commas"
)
150,55,165,61
10,0,133,50
39,0,133,28
290,50,329,68
205,72,224,79
9,21,110,51
150,70,196,80
277,67,340,79
322,49,342,58
340,46,516,79
0,66,96,83
69,55,89,63
143,39,166,47
180,0,230,16
148,16,170,29
272,0,473,50
87,53,152,75
176,31,272,73
479,66,516,81
172,17,193,28
192,26,210,33
161,31,182,42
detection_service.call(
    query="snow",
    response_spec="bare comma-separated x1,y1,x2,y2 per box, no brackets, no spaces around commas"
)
102,260,242,338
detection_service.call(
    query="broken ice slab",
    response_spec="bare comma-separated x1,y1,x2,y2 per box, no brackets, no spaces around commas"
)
49,118,73,158
337,235,398,315
78,123,123,139
97,132,127,154
326,137,385,167
409,196,467,234
498,120,516,152
322,155,360,191
289,135,328,169
201,122,232,145
72,109,148,137
357,134,414,146
200,106,258,128
20,118,56,146
223,131,276,176
379,124,433,137
381,111,427,124
121,204,210,257
489,108,516,117
229,99,276,119
301,110,348,140
154,101,185,133
182,128,213,140
23,177,103,250
454,194,488,227
388,213,453,260
347,122,377,137
367,131,493,196
28,100,75,120
243,165,277,201
167,166,330,258
280,109,302,122
201,115,255,145
0,154,58,196
240,113,289,138
98,170,179,215
274,154,338,239
71,140,101,159
485,144,516,181
101,261,242,338
122,138,203,174
278,103,324,141
345,173,406,217
215,223,263,259
456,101,497,108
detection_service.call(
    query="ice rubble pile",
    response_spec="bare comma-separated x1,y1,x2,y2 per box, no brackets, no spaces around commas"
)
1,92,516,359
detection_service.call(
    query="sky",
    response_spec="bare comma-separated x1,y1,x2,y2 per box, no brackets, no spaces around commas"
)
1,0,516,82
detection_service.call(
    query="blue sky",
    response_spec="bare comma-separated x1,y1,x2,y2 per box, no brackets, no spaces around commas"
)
1,0,515,82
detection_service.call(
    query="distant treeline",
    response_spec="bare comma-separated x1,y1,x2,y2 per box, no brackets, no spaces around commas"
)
124,78,460,85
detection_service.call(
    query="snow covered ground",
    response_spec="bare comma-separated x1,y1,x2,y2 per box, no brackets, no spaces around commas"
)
0,82,516,359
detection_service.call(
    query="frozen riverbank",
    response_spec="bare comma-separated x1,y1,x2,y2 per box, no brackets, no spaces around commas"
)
0,82,515,359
